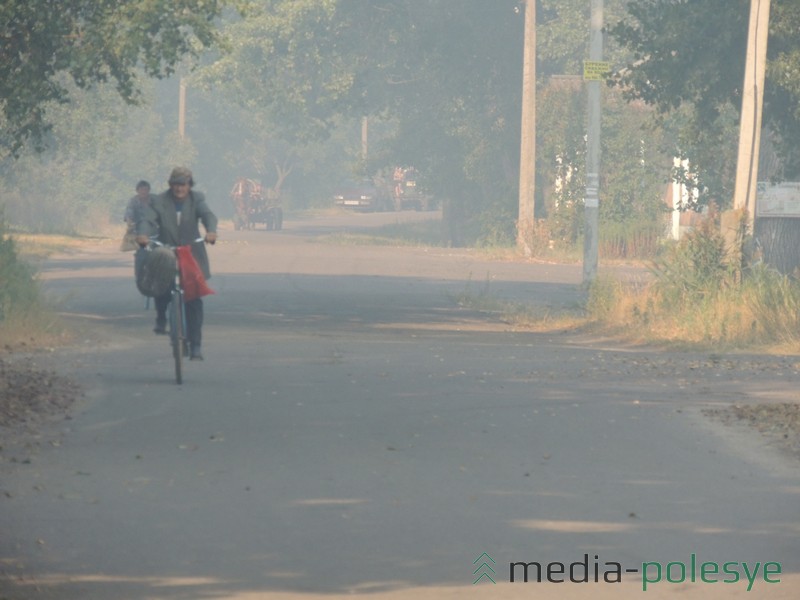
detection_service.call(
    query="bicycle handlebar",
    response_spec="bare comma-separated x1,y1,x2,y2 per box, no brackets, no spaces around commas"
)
146,237,206,250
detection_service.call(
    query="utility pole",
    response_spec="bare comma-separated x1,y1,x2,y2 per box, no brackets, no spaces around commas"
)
517,0,536,256
733,0,771,225
583,0,603,285
178,78,187,140
361,116,368,163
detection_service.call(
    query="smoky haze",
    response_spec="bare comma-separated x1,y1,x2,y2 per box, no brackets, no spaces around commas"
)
3,2,800,599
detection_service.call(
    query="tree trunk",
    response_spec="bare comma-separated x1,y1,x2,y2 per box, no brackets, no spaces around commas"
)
754,217,800,275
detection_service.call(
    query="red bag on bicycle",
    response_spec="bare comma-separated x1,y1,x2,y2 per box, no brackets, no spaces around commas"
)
177,245,215,302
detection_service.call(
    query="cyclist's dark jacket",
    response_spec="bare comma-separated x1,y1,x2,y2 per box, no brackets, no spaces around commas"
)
138,189,218,279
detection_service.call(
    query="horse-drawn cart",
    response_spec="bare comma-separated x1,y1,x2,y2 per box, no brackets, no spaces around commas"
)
231,178,283,231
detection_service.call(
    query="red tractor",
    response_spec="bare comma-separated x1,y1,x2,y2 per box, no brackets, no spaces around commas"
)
392,166,433,211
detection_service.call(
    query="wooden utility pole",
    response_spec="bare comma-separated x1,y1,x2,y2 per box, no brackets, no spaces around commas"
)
733,0,771,224
178,78,187,140
517,0,536,256
583,0,603,285
361,116,368,163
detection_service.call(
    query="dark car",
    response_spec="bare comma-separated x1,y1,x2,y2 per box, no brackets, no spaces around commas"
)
332,179,390,211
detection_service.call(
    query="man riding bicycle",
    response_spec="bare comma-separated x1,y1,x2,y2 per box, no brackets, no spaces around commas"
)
136,167,218,361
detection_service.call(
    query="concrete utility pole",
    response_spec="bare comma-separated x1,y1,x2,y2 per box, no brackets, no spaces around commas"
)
733,0,771,225
517,0,536,256
583,0,603,285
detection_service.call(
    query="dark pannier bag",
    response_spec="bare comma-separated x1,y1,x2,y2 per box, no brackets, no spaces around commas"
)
135,246,176,297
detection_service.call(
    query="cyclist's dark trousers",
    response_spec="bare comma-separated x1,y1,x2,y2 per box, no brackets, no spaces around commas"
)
155,294,203,346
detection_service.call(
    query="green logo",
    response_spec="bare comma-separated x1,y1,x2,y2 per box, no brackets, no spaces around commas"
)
473,552,497,584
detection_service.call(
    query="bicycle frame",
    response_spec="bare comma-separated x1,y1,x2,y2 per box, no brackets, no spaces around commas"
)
150,238,204,384
168,269,186,385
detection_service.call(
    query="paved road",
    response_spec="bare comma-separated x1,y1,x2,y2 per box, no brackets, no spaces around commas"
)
1,210,799,599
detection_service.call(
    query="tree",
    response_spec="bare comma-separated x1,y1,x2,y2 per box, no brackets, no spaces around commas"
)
0,0,227,157
197,0,359,144
535,76,669,258
200,0,525,243
609,0,800,208
196,0,674,249
764,0,800,177
537,0,629,77
0,78,197,233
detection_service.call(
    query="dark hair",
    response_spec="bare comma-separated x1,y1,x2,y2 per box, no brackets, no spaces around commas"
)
136,180,151,190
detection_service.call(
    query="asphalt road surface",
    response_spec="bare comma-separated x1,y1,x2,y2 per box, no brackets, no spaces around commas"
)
1,209,799,599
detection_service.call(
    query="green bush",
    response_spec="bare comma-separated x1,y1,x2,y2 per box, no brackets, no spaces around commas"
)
0,220,40,323
473,205,517,249
650,214,734,305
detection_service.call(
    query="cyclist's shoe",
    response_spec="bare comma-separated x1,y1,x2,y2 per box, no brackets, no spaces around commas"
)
190,345,204,361
153,324,167,335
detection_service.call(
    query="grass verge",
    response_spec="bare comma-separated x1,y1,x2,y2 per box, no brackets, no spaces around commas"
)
449,273,586,332
584,268,800,352
0,227,82,351
584,216,800,353
318,218,445,247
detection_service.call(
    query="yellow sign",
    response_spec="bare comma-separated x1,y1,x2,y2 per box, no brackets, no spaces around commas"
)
583,61,611,81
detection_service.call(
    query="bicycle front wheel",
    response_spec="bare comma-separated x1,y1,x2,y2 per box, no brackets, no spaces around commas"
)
170,294,184,385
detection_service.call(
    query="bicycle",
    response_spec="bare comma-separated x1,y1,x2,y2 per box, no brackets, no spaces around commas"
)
149,238,204,385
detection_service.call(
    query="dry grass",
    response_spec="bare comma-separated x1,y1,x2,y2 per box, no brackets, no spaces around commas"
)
13,232,110,261
583,268,800,353
0,312,70,352
454,258,800,354
572,212,800,352
318,218,444,247
0,231,87,352
450,274,586,333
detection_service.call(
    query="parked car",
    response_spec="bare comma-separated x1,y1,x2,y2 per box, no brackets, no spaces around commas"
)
332,179,390,211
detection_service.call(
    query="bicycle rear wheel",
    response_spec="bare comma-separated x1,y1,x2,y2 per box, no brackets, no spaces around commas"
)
170,293,184,385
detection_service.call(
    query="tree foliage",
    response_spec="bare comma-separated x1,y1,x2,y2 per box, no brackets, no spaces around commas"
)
200,0,526,241
194,0,675,249
0,0,226,157
1,0,734,253
538,0,629,77
609,0,800,207
536,77,669,257
0,78,196,233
